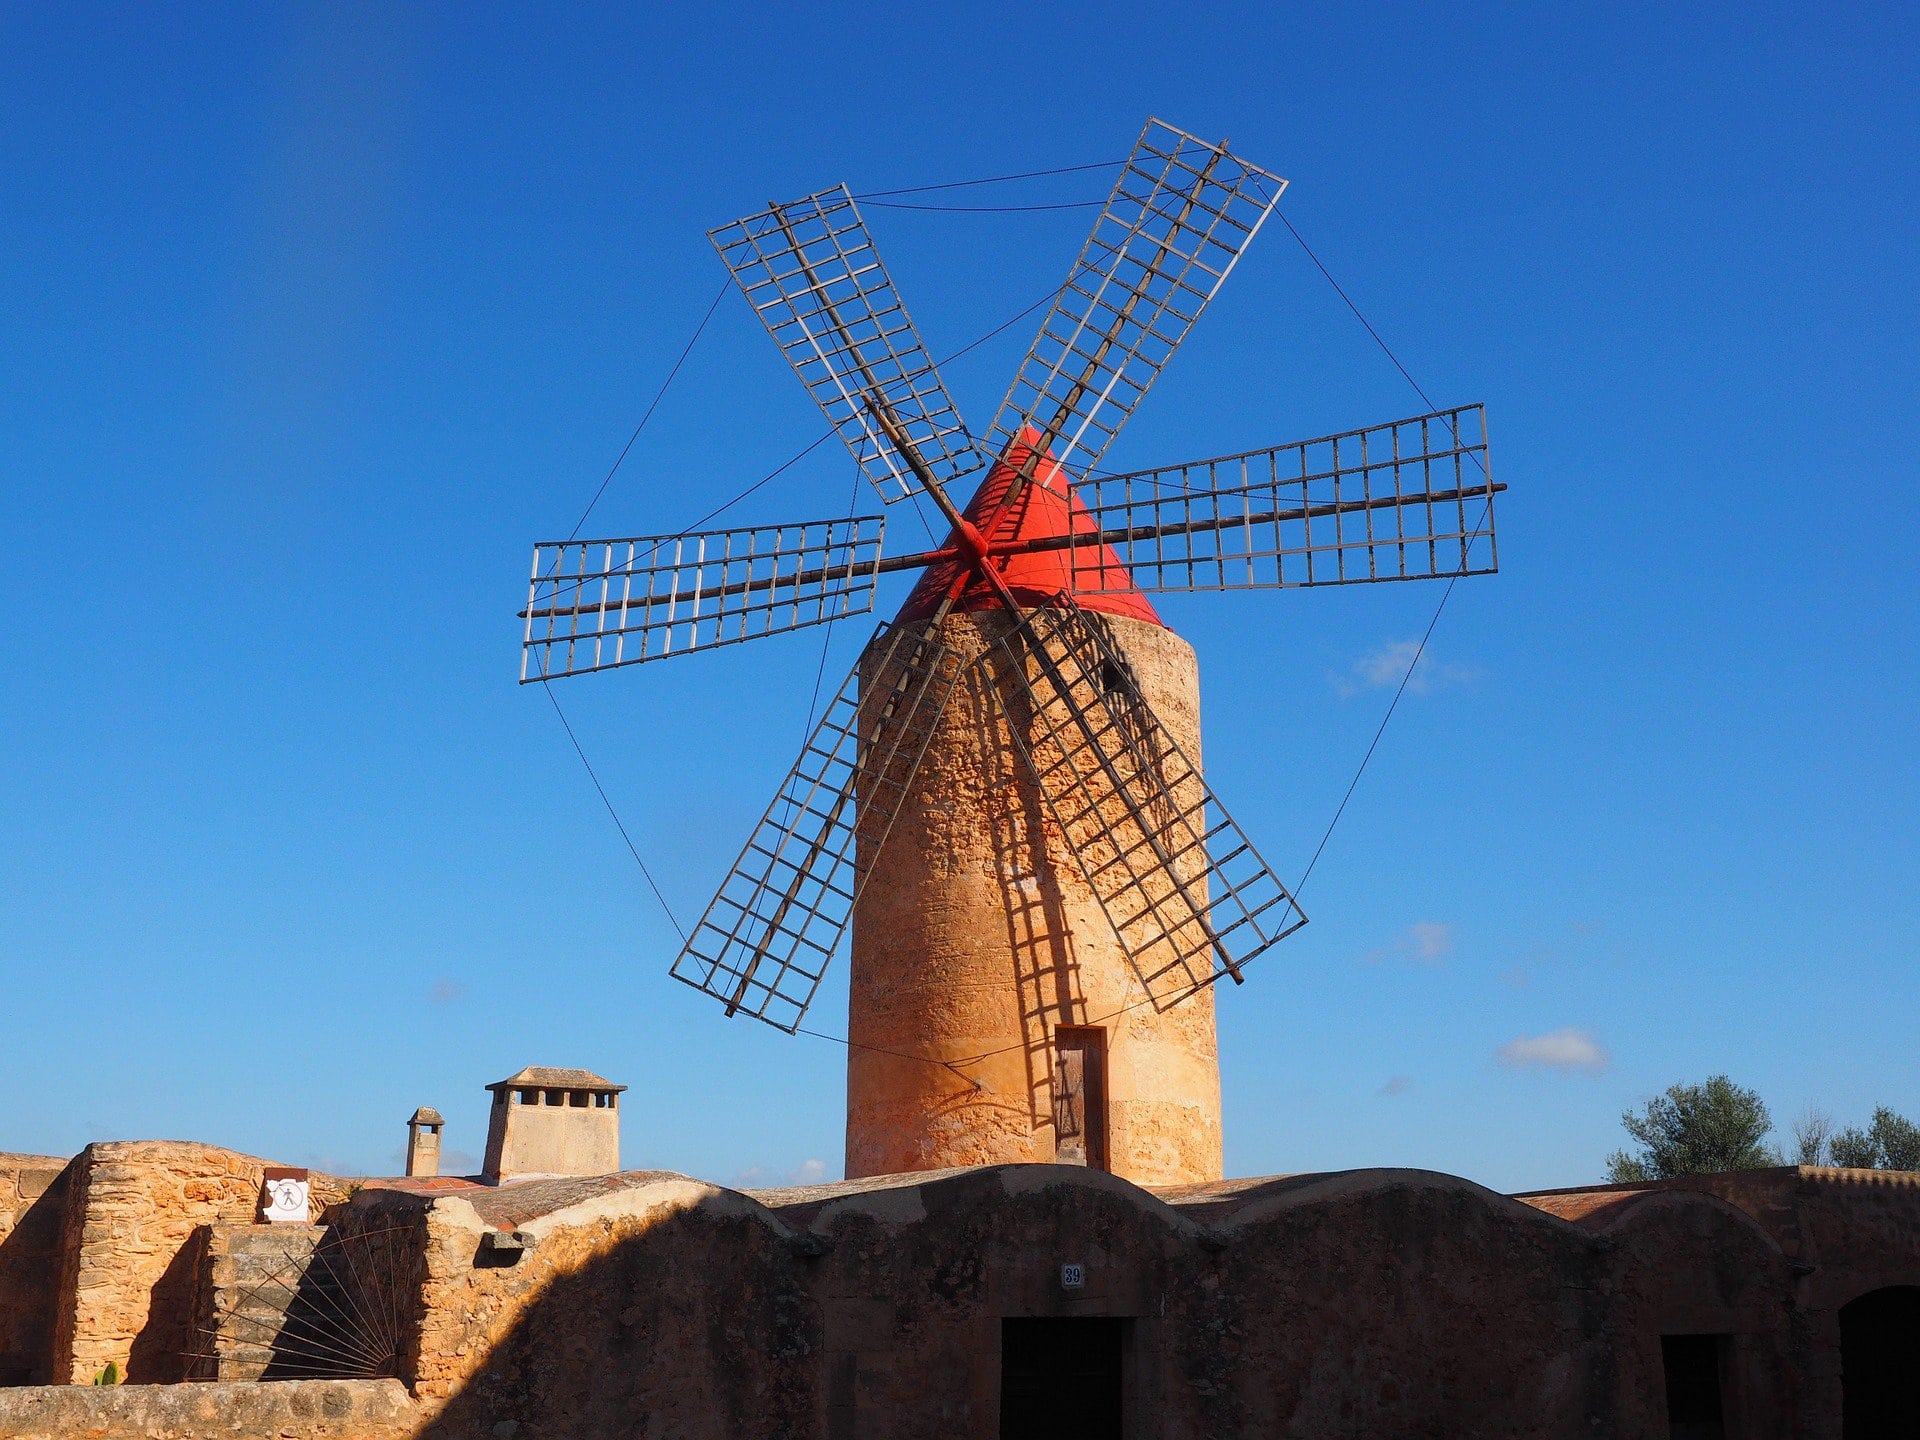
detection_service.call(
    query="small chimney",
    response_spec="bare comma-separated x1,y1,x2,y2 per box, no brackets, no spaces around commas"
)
406,1106,444,1178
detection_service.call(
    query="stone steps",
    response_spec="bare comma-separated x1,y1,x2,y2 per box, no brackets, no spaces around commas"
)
193,1223,390,1382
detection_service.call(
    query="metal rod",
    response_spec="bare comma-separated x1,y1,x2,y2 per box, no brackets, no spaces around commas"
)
874,368,1244,985
522,482,1506,621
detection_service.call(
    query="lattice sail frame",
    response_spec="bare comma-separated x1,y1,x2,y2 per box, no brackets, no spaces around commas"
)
984,120,1286,473
1065,405,1496,592
669,619,965,1031
711,185,981,504
523,516,885,678
524,123,1508,1035
983,595,1306,1008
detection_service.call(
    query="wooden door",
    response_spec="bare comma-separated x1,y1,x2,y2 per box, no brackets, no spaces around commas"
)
1053,1027,1108,1171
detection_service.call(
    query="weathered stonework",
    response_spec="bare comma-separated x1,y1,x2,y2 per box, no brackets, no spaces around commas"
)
0,1152,71,1385
0,1377,419,1439
45,1141,350,1384
254,1162,1920,1439
7,1148,1920,1436
848,611,1223,1187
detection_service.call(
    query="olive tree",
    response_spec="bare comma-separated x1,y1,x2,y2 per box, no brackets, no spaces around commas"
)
1605,1075,1778,1182
1829,1107,1920,1171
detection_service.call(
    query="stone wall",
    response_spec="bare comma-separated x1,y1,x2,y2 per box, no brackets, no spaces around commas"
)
187,1223,328,1381
0,1153,72,1384
386,1164,1829,1440
848,610,1225,1187
0,1377,419,1439
46,1141,352,1384
392,1171,810,1432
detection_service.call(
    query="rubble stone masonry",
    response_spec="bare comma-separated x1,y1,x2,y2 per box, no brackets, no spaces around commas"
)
45,1141,350,1384
0,1153,71,1384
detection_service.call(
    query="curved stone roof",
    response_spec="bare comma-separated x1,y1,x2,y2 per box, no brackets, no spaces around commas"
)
486,1066,626,1093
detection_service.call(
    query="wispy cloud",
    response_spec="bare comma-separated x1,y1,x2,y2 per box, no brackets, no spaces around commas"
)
1333,640,1480,698
735,1158,832,1188
1377,1075,1412,1098
1365,921,1454,966
428,978,466,1005
1496,1027,1610,1075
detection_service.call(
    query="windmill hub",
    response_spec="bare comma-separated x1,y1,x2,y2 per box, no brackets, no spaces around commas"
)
895,433,1163,628
520,118,1502,1188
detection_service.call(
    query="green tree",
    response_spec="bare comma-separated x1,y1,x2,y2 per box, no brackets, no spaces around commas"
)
1605,1075,1779,1182
1829,1107,1920,1170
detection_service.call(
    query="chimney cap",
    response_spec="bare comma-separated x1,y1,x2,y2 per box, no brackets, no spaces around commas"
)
409,1106,445,1125
485,1066,626,1094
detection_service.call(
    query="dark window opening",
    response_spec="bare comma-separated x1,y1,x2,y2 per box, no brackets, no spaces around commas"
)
1053,1027,1108,1171
1001,1317,1124,1440
1098,660,1130,696
1662,1334,1726,1440
1842,1285,1920,1437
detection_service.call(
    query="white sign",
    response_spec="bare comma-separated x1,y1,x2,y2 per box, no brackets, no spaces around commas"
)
1060,1262,1086,1290
261,1176,310,1225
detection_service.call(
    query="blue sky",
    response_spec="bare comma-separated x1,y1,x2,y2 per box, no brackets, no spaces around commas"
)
2,3,1914,1193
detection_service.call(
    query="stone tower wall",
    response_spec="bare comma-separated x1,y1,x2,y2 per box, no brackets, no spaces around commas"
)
846,609,1223,1186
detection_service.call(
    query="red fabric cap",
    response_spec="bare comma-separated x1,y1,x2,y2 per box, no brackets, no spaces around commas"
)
894,428,1163,627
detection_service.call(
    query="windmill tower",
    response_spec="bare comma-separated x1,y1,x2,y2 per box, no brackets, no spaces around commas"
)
521,120,1501,1187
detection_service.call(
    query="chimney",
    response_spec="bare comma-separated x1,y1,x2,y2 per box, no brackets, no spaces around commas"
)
406,1106,444,1178
481,1067,625,1183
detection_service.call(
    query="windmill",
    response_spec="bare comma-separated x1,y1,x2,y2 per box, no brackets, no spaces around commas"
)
521,120,1501,1185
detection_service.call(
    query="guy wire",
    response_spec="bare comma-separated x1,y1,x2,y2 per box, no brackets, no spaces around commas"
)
541,176,1491,1091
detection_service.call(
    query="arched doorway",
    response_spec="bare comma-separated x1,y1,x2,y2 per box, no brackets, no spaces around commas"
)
1842,1286,1920,1437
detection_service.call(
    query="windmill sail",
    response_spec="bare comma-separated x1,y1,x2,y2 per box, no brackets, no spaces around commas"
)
711,185,981,505
1063,405,1498,592
670,619,965,1031
522,516,886,679
983,595,1304,1009
982,121,1286,475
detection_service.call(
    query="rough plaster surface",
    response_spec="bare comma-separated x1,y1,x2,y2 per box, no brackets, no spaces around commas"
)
480,1096,619,1182
9,1160,1920,1437
377,1163,1920,1439
848,610,1224,1186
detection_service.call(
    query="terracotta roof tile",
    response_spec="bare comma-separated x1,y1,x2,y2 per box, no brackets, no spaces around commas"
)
487,1066,626,1092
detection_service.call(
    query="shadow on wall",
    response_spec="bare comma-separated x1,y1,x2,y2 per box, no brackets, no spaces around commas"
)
0,1159,73,1386
125,1230,209,1382
410,1167,1657,1440
419,1204,815,1440
972,668,1081,1136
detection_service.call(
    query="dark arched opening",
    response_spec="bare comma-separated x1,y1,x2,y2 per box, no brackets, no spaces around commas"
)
1842,1285,1920,1437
